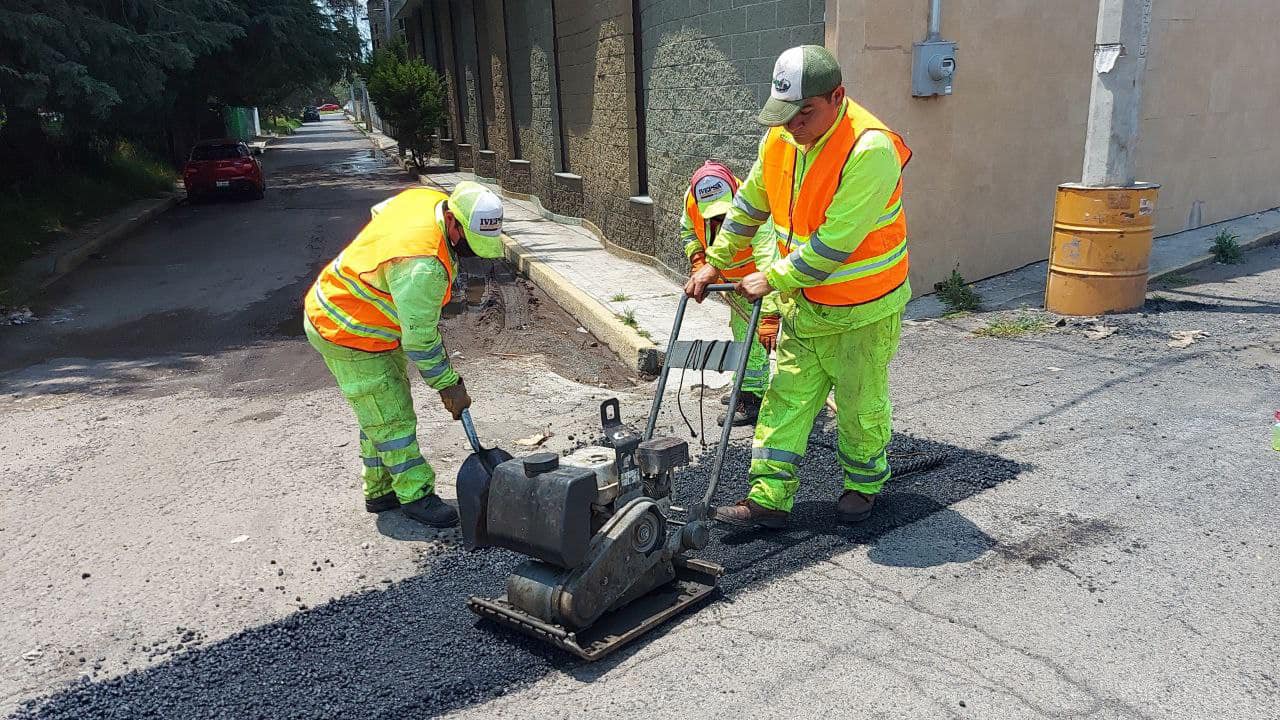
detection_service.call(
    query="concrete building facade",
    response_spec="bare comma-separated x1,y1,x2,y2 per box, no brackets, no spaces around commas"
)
392,0,1280,290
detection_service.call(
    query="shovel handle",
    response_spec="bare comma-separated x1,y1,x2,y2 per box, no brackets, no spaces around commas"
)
460,408,484,454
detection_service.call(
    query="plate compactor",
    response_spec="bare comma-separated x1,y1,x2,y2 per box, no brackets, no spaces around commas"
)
459,285,761,660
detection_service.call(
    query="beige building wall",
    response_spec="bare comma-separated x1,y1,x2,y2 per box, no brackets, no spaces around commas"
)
827,0,1280,291
1138,0,1280,237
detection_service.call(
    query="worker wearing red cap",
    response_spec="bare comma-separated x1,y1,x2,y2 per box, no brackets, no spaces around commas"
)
680,161,778,426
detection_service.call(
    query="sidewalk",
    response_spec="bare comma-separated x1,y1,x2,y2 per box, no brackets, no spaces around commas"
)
906,207,1280,319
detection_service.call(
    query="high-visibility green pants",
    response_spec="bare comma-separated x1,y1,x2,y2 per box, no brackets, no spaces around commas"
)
747,310,902,512
727,294,771,397
306,321,436,503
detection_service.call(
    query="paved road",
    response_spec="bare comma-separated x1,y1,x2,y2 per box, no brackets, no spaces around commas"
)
0,117,640,715
450,251,1280,720
3,116,1278,719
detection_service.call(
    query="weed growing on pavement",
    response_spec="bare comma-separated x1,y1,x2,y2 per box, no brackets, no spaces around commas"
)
618,308,639,328
934,266,981,313
1158,273,1197,287
974,313,1050,339
1211,231,1242,264
610,292,631,302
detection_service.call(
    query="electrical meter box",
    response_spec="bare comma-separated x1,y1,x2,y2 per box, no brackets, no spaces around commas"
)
912,40,956,97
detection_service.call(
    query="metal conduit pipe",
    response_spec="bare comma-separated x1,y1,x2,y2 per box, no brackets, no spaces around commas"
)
927,0,943,41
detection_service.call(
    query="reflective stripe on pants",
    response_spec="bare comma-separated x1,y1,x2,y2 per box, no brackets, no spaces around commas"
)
306,321,436,503
746,310,901,512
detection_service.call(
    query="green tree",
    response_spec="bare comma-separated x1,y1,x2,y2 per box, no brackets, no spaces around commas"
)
364,40,445,168
191,0,361,113
0,0,242,178
0,0,361,168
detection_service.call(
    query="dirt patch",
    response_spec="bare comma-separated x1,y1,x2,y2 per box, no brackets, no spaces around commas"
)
441,266,636,389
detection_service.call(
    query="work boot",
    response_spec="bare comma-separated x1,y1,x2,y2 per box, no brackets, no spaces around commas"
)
710,499,790,529
717,392,762,427
836,490,877,523
400,494,459,528
364,492,400,513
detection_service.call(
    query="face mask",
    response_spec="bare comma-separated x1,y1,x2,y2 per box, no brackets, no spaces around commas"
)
455,238,477,258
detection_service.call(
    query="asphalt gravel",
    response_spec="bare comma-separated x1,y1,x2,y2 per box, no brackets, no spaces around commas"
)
11,423,1021,720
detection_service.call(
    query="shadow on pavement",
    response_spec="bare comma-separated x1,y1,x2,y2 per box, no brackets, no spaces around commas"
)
13,428,1022,719
374,504,463,543
866,507,993,567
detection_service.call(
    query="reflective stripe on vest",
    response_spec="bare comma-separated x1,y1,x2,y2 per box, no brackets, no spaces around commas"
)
762,99,912,306
686,185,757,281
304,187,456,352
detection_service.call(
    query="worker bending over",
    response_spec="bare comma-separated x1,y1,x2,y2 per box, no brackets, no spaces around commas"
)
304,181,505,528
679,160,779,426
686,45,912,527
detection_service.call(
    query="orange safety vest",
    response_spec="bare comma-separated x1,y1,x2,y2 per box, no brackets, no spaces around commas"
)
304,187,456,352
685,183,758,281
762,99,912,306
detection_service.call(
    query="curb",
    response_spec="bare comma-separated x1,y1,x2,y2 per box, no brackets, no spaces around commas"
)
499,234,660,375
1147,220,1280,281
9,194,180,302
352,121,662,374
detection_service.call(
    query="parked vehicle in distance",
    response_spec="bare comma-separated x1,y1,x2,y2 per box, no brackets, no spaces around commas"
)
182,139,265,201
317,103,340,112
301,106,321,123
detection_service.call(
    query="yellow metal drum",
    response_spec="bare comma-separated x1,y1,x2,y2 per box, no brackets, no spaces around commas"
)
1045,182,1160,315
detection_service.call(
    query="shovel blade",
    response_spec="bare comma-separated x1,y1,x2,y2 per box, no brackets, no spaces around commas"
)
457,447,513,550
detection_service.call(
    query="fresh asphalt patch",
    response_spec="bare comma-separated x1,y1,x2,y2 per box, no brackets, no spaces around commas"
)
12,425,1022,719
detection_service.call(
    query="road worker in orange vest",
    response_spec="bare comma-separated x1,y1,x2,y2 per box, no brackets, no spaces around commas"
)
685,45,912,528
680,160,779,426
303,181,505,528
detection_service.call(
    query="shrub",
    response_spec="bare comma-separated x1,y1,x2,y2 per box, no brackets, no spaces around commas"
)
364,40,445,167
1210,231,1242,264
934,265,982,314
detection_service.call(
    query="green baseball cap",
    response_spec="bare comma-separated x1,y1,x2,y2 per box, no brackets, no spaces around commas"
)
448,181,505,259
759,45,843,127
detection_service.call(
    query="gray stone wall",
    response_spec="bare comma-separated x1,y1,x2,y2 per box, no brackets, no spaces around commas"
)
431,0,463,144
553,0,644,242
504,0,558,201
416,0,824,273
405,3,449,140
641,0,824,272
475,0,512,177
416,4,439,70
449,0,484,151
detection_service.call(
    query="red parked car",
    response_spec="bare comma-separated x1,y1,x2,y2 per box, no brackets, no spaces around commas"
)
183,139,265,201
317,103,341,112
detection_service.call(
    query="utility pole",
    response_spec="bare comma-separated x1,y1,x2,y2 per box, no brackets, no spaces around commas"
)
1046,0,1159,316
1081,0,1153,186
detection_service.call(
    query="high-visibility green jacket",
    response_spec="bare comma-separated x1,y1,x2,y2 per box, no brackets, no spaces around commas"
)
706,100,912,337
